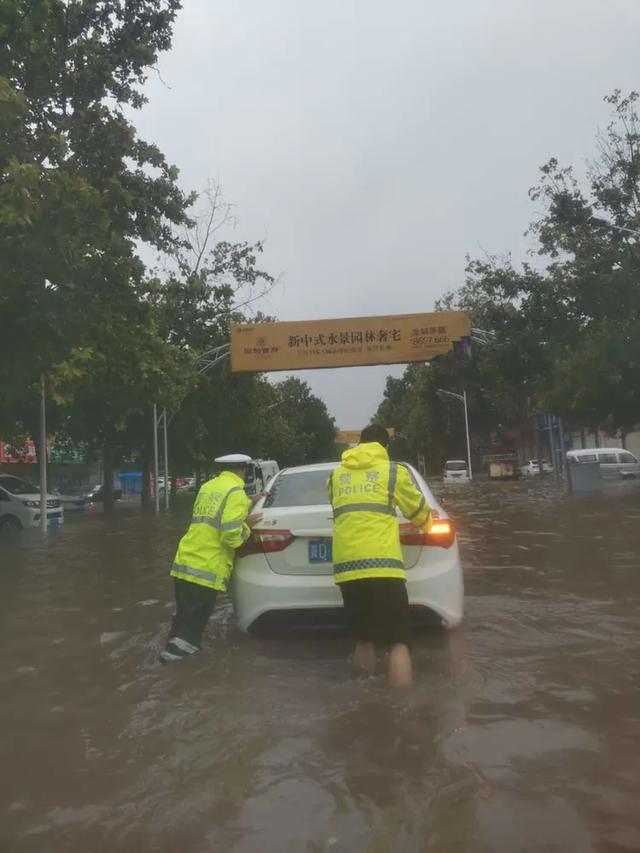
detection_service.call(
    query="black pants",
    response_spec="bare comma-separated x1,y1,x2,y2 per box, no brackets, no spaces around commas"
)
340,578,411,647
166,578,218,652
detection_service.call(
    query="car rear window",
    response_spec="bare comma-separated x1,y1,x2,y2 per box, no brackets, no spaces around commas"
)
263,470,332,507
446,462,467,471
619,451,638,464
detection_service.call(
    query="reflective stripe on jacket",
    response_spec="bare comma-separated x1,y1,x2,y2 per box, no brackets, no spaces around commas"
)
171,470,251,592
328,442,431,583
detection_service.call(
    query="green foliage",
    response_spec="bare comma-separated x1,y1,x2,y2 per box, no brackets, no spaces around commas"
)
527,89,640,431
269,377,336,466
169,372,336,475
373,90,640,463
0,1,190,452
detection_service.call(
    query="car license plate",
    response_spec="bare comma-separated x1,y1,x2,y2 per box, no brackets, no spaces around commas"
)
308,539,332,563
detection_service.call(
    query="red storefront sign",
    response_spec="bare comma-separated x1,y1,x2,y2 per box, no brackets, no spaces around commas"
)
0,440,41,463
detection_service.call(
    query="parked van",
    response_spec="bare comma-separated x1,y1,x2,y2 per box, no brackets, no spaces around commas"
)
566,448,640,479
443,460,470,482
245,459,280,496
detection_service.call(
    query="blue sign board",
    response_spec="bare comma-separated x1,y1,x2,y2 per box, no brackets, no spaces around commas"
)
536,414,560,431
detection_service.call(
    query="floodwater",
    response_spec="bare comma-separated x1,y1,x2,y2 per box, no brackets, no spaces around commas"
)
1,481,639,853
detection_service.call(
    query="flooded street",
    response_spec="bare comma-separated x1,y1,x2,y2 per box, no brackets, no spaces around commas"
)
1,481,639,853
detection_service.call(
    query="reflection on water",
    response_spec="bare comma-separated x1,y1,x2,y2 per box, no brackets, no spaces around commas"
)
1,482,639,852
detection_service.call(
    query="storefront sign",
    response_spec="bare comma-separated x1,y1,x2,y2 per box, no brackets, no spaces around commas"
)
230,311,470,372
0,440,86,464
0,440,38,464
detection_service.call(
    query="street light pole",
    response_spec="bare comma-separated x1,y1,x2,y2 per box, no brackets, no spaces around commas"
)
588,216,640,239
436,388,473,481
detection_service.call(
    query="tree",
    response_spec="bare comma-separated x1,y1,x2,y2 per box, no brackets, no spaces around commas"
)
1,0,191,508
145,184,277,495
151,182,275,351
373,89,640,466
270,377,336,466
527,90,640,434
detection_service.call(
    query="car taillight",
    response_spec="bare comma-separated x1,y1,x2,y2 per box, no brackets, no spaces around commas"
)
237,529,296,557
400,518,455,549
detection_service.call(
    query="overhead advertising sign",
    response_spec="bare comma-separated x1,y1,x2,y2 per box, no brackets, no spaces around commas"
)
230,311,470,373
335,428,395,445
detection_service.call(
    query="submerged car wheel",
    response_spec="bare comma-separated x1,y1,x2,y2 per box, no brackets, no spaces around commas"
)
0,515,22,534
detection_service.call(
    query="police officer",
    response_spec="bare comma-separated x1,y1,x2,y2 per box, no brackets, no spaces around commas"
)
160,454,262,663
328,424,431,687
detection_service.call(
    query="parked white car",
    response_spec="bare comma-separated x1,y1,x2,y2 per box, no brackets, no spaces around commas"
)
0,475,64,532
177,477,197,493
567,448,640,479
520,459,554,476
232,462,463,634
54,488,90,511
443,459,470,482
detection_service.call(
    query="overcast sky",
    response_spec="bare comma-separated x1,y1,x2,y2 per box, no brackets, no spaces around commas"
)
136,0,640,428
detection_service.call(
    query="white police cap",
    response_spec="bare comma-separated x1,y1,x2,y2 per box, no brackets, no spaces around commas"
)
214,453,252,465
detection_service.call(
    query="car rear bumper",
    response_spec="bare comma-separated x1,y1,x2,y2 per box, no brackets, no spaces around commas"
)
232,546,464,633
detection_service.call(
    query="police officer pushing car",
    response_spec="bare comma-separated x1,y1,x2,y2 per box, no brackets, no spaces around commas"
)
328,425,432,687
160,454,262,663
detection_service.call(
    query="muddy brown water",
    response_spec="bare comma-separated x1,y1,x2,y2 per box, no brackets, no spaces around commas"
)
1,481,639,853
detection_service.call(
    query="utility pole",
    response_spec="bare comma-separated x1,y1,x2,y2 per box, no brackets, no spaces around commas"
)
163,408,169,511
153,404,160,514
547,415,557,481
558,417,566,475
39,375,47,533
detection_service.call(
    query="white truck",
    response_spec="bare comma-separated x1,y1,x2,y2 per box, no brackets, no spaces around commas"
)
245,459,280,497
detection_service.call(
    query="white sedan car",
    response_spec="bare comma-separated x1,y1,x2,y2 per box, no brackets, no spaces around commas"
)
232,462,464,634
520,459,554,476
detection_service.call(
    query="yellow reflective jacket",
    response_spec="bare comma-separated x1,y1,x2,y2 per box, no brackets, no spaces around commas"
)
328,442,431,583
171,471,251,592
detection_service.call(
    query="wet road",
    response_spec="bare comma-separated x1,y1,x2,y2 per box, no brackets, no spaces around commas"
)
1,481,639,853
